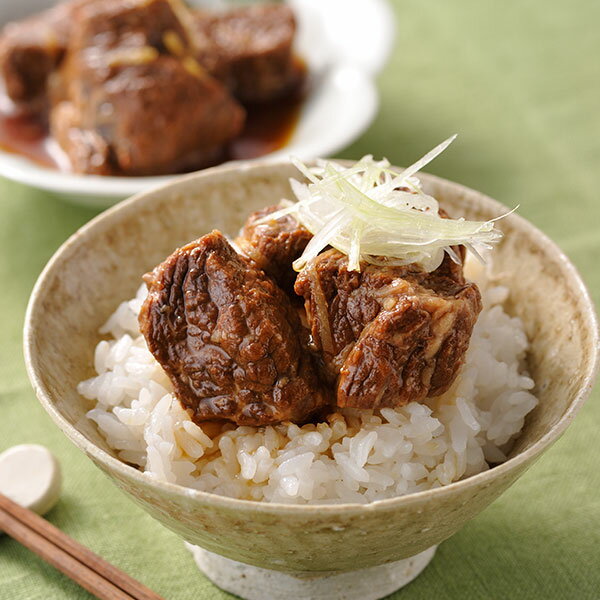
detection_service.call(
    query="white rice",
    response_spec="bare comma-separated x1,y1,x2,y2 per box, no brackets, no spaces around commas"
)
78,261,537,504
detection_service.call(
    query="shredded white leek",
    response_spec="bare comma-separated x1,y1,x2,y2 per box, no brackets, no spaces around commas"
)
263,136,507,273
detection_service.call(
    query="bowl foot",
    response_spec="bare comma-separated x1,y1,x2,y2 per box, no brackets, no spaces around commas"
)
185,543,437,600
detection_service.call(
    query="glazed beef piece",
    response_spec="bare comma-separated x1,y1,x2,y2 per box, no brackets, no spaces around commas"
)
50,0,245,175
235,204,312,295
51,55,244,175
66,0,192,53
139,231,329,426
295,250,482,409
192,3,303,103
0,2,77,105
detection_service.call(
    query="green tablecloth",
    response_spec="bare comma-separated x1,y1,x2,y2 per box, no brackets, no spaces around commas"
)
1,0,599,598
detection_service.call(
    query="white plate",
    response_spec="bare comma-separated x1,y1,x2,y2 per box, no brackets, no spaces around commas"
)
0,0,395,207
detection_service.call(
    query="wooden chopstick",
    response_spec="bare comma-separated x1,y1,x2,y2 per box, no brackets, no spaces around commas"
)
0,492,164,600
0,507,135,599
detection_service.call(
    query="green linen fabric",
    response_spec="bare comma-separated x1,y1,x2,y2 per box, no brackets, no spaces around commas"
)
1,0,599,598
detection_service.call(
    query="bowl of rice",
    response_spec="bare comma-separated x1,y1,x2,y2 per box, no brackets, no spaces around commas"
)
24,159,599,599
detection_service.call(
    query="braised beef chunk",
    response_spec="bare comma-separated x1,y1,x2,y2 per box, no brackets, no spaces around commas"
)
294,249,383,380
338,268,481,409
0,3,75,104
49,0,245,175
295,250,482,409
193,4,302,103
67,0,191,53
51,55,244,175
235,205,312,295
139,231,329,426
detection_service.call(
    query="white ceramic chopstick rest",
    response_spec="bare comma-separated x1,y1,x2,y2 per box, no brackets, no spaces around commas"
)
0,444,62,515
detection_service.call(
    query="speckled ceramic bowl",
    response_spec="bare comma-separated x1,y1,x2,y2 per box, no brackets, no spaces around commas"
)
24,161,598,583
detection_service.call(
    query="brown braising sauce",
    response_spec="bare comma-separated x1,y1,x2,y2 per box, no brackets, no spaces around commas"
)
0,109,56,168
229,86,304,161
0,63,306,172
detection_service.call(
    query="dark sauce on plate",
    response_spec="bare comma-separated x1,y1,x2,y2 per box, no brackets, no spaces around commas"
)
229,87,304,161
0,110,56,168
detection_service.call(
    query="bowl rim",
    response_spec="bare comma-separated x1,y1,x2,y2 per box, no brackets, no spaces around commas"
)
23,158,600,514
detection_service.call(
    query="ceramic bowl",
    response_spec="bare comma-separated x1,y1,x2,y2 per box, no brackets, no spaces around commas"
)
24,160,599,576
0,0,394,207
